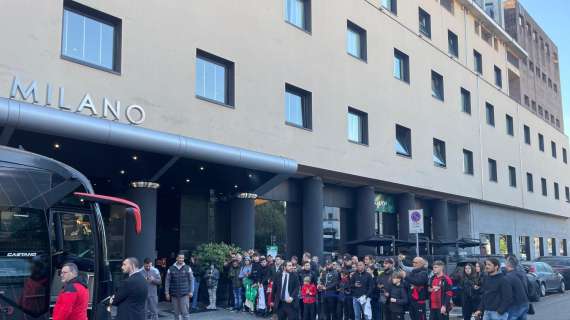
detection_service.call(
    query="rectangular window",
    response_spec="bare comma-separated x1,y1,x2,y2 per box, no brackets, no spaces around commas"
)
463,149,474,175
61,1,121,72
541,178,547,196
505,114,514,136
460,88,471,114
535,237,544,257
538,105,543,116
395,124,412,157
552,141,557,158
285,0,311,31
285,83,312,129
524,125,531,145
481,233,496,255
547,238,556,256
538,133,544,152
554,182,560,200
488,158,497,182
529,61,534,72
381,0,397,14
524,95,530,106
347,20,367,61
566,186,570,202
557,119,560,128
433,138,446,168
508,166,517,188
499,234,513,254
195,49,235,106
393,49,410,83
486,103,495,126
561,239,568,256
520,236,531,261
440,0,454,13
527,173,534,192
494,65,503,88
448,30,459,57
474,50,483,74
545,110,549,120
418,8,431,38
431,70,444,101
563,148,567,164
347,107,368,145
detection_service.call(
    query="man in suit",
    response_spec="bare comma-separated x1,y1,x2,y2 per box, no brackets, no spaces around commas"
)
111,257,148,320
273,261,300,320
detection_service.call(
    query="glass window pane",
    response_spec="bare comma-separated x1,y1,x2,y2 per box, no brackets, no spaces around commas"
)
63,10,85,60
394,56,402,79
196,58,205,97
286,92,303,126
348,112,361,142
286,0,304,28
100,23,115,69
84,18,101,65
214,63,226,102
204,60,216,100
347,29,360,57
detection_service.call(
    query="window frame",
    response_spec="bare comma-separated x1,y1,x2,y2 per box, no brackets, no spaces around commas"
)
551,141,557,158
554,182,560,200
494,65,503,88
284,0,311,32
431,70,444,101
346,20,367,61
448,30,459,58
527,173,534,192
347,107,369,145
395,124,412,158
488,158,498,182
508,166,517,188
538,133,545,152
541,177,548,196
505,114,514,136
474,50,483,75
393,48,410,83
418,7,432,38
284,83,312,130
433,138,447,168
195,49,235,107
61,0,122,73
463,149,474,175
460,87,471,114
486,102,495,127
563,148,567,164
524,125,531,145
381,0,398,14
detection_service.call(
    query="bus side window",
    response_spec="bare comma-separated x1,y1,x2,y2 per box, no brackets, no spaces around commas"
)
57,212,96,272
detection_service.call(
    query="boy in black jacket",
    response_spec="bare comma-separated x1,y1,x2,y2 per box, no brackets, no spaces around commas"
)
388,273,408,320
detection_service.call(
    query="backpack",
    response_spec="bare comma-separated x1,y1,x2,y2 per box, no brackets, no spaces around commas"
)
525,275,539,301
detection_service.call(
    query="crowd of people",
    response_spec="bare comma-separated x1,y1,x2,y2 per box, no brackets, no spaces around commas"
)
51,250,536,320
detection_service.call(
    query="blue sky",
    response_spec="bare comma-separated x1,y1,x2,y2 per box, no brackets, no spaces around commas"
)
519,0,570,135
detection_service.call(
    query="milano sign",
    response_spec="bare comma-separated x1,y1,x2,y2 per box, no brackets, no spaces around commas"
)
8,76,146,125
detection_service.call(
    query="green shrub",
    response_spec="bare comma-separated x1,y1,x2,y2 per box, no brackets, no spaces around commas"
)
194,242,241,273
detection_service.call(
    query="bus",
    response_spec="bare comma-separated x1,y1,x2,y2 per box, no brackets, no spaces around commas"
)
0,146,142,319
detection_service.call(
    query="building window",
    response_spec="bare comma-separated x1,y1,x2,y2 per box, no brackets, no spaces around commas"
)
460,88,471,114
431,70,444,101
524,125,531,145
418,8,431,38
556,119,560,128
285,0,311,31
566,186,570,202
561,239,568,256
463,149,474,175
347,20,367,61
563,148,567,164
545,110,550,120
448,30,459,57
554,84,558,93
534,237,544,257
548,238,556,256
499,234,513,254
527,173,534,192
381,0,397,14
505,114,514,136
486,103,495,126
347,107,368,145
393,49,410,83
538,134,544,152
481,233,496,255
524,95,530,106
520,236,531,261
508,166,517,188
195,50,235,106
285,83,312,129
538,105,543,116
395,124,412,157
554,182,560,200
474,50,483,74
440,0,454,13
552,141,557,158
541,178,547,196
529,61,534,72
494,65,502,88
61,1,121,72
488,158,498,182
433,138,446,168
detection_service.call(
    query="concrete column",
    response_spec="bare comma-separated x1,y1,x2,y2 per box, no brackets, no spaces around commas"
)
125,183,158,263
286,202,303,258
432,199,451,254
355,186,376,256
230,198,255,250
302,177,324,259
398,193,416,241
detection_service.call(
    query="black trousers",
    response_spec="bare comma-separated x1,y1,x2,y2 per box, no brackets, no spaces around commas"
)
382,303,392,320
408,301,427,320
323,296,338,320
303,303,316,320
429,309,449,320
278,303,299,320
391,312,405,320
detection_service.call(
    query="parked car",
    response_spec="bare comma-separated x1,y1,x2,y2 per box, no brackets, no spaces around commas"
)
535,256,570,286
521,261,565,296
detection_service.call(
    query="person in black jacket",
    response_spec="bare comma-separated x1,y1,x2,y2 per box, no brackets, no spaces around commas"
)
319,262,339,320
387,273,408,320
378,258,396,320
274,261,301,320
460,264,482,320
474,258,512,320
351,261,374,320
504,257,529,320
399,256,429,320
111,257,148,320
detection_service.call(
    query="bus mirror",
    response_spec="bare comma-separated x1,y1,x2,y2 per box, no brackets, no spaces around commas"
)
73,192,142,235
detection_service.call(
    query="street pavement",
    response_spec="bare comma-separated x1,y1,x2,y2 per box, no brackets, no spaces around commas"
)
154,291,570,319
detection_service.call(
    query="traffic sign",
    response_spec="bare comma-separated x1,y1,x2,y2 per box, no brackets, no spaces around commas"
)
408,209,424,234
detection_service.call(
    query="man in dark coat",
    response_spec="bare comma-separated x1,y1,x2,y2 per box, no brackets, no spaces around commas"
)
112,257,148,320
273,261,300,320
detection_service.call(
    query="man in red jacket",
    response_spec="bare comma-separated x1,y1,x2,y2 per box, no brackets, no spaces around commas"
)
53,262,89,320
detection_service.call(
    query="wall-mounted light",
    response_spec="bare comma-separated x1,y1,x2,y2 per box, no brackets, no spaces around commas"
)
132,155,138,160
199,166,205,171
120,170,126,175
53,143,61,149
185,178,190,183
